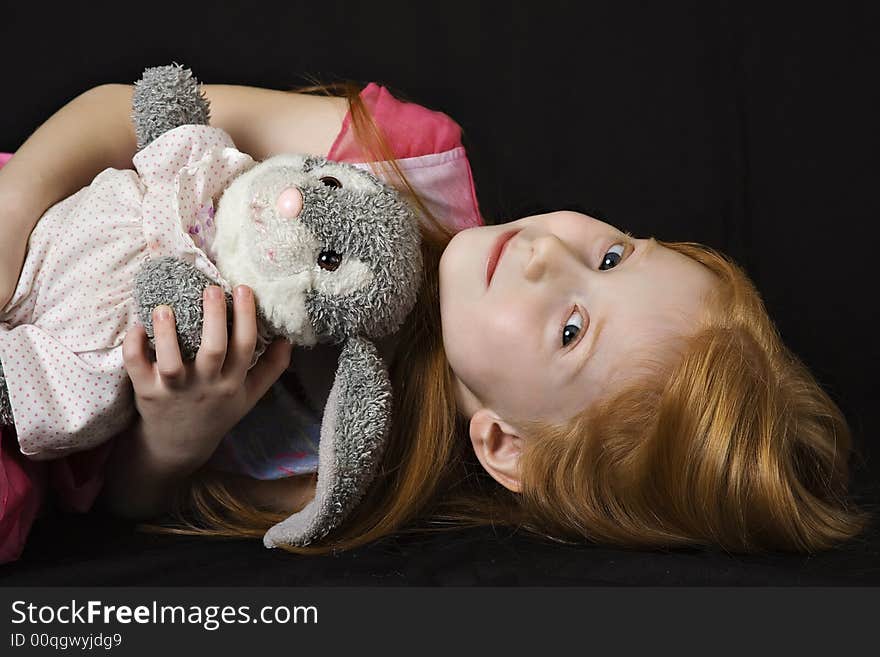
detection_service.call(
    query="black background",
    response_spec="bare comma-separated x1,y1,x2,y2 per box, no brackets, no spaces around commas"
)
1,0,878,584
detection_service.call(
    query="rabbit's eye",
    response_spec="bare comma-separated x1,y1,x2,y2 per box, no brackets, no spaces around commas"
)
318,250,343,271
319,176,342,189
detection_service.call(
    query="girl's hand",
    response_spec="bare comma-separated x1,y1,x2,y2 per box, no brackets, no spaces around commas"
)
121,284,293,472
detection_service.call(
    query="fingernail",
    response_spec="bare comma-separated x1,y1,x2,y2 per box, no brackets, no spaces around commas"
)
154,305,172,321
235,285,250,301
206,286,222,301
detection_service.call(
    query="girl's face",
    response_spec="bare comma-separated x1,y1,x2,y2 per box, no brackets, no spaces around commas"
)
438,211,718,430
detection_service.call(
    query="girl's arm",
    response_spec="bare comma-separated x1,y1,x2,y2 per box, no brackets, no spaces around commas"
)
97,415,202,519
99,418,317,519
0,82,349,310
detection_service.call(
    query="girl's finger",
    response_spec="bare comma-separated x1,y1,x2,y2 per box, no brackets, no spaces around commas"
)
121,323,153,389
195,285,228,378
152,305,186,388
243,338,293,409
222,286,258,379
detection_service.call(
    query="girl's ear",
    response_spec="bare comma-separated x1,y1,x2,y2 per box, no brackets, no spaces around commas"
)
468,408,523,493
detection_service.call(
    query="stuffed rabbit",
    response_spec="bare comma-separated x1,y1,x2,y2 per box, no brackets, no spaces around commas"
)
0,63,423,546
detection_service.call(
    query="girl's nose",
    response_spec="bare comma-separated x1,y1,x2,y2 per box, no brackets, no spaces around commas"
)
523,233,577,282
275,186,304,219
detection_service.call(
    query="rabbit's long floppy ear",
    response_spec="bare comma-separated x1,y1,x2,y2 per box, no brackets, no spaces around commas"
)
263,336,392,548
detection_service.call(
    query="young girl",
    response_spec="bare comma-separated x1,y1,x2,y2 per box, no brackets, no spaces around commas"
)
0,79,870,563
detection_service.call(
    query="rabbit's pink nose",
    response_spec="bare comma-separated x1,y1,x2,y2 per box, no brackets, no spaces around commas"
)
275,186,303,219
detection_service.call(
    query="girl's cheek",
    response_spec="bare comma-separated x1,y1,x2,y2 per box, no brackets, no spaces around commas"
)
488,302,524,348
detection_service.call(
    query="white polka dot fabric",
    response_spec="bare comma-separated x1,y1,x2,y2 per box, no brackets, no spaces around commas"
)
0,125,260,461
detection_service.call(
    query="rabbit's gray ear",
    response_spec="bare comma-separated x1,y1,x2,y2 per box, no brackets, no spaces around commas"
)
263,336,392,548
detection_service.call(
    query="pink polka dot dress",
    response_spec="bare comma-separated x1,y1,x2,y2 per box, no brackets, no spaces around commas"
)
0,124,258,461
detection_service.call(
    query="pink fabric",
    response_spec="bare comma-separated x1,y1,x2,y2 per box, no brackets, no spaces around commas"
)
0,153,12,168
328,83,484,231
329,83,463,161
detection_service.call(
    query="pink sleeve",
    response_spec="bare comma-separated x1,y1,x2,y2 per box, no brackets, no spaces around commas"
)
327,84,484,231
328,83,463,162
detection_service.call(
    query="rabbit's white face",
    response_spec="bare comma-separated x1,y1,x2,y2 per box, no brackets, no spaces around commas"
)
240,158,377,291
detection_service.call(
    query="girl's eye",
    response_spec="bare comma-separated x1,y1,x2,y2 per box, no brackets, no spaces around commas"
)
561,306,585,348
561,241,629,348
319,176,342,189
599,243,627,271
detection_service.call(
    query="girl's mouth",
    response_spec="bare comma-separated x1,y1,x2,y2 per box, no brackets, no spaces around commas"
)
486,229,520,287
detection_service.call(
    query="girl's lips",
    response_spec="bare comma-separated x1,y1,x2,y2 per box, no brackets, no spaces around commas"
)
486,229,520,287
